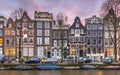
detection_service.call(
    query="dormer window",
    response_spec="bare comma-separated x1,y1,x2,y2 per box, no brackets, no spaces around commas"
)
77,20,79,22
76,23,79,27
23,16,27,21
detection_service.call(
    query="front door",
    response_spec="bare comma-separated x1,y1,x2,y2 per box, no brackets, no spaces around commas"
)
47,51,51,58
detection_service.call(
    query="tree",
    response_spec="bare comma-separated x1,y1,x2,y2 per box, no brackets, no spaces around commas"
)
101,0,120,62
56,13,68,63
11,8,26,20
11,8,26,63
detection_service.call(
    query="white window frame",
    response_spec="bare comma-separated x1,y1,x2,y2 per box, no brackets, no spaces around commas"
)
37,37,42,45
37,22,42,28
45,37,50,45
37,30,42,36
45,30,50,36
45,22,50,29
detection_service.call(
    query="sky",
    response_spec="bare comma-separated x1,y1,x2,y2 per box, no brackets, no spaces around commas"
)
0,0,105,25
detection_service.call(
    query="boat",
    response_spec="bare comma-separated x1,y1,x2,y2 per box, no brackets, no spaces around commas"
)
99,66,120,70
12,64,34,70
62,66,80,70
36,65,61,70
0,67,11,70
80,64,97,69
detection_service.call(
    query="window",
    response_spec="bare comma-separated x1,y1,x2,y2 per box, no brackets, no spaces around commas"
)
98,39,102,45
98,32,102,36
76,23,79,27
105,39,108,45
29,47,34,56
23,23,27,28
17,22,21,27
98,48,101,53
37,37,42,45
93,32,97,37
11,38,15,45
29,38,34,43
105,32,109,38
17,29,20,35
57,53,59,56
29,30,33,36
37,30,42,36
71,29,74,34
37,22,42,28
45,30,50,36
98,25,102,29
75,29,80,34
87,31,91,36
45,37,50,45
11,30,15,35
23,16,27,21
29,23,33,28
0,24,3,28
87,25,91,29
87,39,90,45
0,48,2,55
6,39,10,45
23,37,28,43
0,38,3,45
92,25,97,30
45,22,50,28
93,48,96,54
110,40,113,45
64,40,67,47
80,29,84,34
24,29,27,34
93,39,96,45
88,48,90,54
17,37,20,44
0,30,2,36
54,40,57,47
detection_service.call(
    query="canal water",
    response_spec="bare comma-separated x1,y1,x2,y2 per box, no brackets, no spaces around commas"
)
0,70,120,75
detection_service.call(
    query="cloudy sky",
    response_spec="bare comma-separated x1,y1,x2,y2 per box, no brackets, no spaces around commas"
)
0,0,105,25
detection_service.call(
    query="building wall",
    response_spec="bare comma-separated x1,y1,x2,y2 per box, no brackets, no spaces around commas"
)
85,15,104,61
34,11,53,58
52,23,69,59
0,16,6,56
69,16,86,58
16,12,35,58
4,18,17,59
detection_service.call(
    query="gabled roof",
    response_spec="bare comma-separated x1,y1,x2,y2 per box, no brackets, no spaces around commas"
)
15,11,31,22
70,16,85,29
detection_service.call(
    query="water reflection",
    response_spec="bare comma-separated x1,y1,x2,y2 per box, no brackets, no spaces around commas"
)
0,70,120,75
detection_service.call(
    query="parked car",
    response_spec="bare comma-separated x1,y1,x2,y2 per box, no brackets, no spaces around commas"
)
25,57,40,63
0,55,5,63
78,57,92,63
41,58,58,64
103,57,113,64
